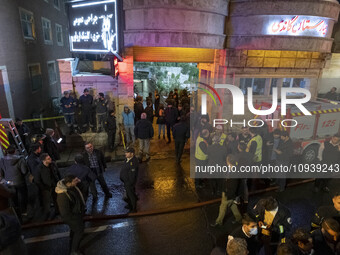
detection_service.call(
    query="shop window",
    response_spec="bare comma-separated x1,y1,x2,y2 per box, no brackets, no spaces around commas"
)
28,64,42,92
47,61,57,85
41,17,52,44
270,78,278,95
55,24,63,46
19,8,35,40
240,78,266,95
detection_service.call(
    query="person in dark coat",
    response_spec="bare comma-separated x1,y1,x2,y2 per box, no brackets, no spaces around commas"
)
144,101,154,123
173,116,190,164
291,228,314,255
43,128,60,161
79,88,94,132
229,213,261,255
82,142,112,200
311,218,340,255
0,182,14,211
26,143,42,219
15,118,30,151
94,92,108,133
164,100,178,143
273,130,293,192
325,87,338,101
55,175,85,255
0,145,28,218
154,93,160,117
65,154,96,202
134,96,144,124
315,133,340,192
36,153,60,220
134,113,154,162
252,197,292,255
60,91,77,135
120,147,139,213
106,110,117,151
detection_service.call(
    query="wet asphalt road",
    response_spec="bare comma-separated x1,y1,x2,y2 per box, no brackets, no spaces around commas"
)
23,139,340,255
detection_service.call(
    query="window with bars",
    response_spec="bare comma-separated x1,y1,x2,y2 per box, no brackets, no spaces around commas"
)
19,8,35,39
41,17,52,44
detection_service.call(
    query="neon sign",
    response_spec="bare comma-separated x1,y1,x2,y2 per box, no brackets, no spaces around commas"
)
266,15,330,37
69,0,118,53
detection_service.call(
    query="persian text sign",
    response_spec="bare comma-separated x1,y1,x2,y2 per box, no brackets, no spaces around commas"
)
69,0,118,53
266,15,330,37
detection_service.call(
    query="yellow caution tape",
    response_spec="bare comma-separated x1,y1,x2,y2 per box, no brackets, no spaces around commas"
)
22,116,64,122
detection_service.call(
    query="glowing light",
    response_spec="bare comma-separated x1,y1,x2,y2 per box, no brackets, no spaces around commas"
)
69,0,118,53
265,15,330,38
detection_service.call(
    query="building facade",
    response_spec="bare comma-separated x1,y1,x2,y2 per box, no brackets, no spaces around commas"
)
0,0,71,119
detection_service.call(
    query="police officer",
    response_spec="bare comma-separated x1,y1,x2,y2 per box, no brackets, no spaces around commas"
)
194,129,210,188
120,147,139,213
246,127,263,164
211,125,227,146
60,91,77,135
95,92,108,133
79,88,94,133
311,191,340,229
252,196,292,255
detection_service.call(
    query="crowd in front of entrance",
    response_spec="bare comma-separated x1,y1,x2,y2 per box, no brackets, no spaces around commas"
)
0,86,340,255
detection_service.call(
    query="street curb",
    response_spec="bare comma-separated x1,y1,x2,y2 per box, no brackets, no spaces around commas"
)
22,178,315,229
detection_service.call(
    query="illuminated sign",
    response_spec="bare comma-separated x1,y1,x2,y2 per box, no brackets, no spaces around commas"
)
266,15,330,37
69,0,118,53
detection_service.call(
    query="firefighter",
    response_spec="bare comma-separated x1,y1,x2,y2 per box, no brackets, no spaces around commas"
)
252,197,292,255
246,127,263,164
311,191,340,229
79,88,94,133
60,91,76,135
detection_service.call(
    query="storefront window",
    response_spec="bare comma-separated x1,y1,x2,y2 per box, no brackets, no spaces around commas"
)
282,78,309,96
270,78,278,95
240,78,266,95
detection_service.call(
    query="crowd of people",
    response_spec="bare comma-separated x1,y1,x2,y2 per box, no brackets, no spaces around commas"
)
0,85,340,255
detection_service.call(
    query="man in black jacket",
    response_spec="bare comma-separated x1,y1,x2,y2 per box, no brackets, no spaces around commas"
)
79,88,94,133
134,113,154,162
106,110,117,151
134,96,144,124
312,218,340,255
82,142,112,200
66,154,96,202
36,153,60,220
44,128,60,161
252,196,292,254
173,116,189,164
56,175,85,255
120,147,139,213
164,100,178,144
0,145,28,218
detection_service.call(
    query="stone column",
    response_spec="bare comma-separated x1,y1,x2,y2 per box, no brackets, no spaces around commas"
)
57,58,75,94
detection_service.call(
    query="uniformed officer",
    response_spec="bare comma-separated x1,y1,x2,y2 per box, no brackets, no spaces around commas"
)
79,88,94,133
120,147,139,213
252,197,292,255
211,125,227,146
246,127,263,164
311,191,340,229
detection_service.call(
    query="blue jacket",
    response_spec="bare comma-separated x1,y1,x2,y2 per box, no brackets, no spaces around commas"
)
122,110,135,126
60,96,76,114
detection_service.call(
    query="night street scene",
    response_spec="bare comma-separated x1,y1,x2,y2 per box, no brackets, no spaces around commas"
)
1,1,340,255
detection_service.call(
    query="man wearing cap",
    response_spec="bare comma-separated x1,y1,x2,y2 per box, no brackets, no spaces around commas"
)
95,92,108,133
79,88,94,133
122,105,136,145
120,147,139,213
134,113,154,162
60,91,77,135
